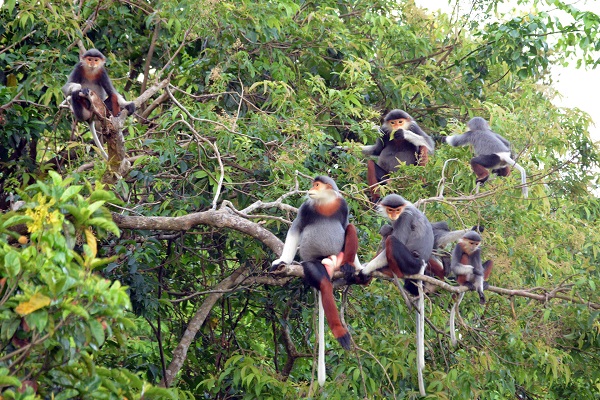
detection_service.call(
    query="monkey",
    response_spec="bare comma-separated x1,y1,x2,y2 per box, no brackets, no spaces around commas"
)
62,49,135,160
271,176,361,386
450,230,494,305
448,231,493,346
358,193,432,396
426,222,486,280
360,110,435,202
444,116,528,198
359,194,434,295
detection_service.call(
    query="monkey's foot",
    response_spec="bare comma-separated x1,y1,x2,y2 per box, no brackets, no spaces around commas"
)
341,264,372,285
269,260,287,272
336,332,352,350
321,256,338,279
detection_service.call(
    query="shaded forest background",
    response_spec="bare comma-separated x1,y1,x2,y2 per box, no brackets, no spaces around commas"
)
1,0,600,398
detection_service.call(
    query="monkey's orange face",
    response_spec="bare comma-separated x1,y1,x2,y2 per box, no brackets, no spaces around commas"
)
308,181,335,201
386,118,410,132
83,56,105,70
459,238,480,254
384,205,405,221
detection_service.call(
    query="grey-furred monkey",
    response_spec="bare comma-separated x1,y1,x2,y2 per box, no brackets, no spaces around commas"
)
270,176,362,386
444,117,528,198
450,230,494,304
62,49,135,160
360,110,435,202
359,194,434,295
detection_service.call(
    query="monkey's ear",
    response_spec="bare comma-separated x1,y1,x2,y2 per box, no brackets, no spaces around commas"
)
471,225,485,233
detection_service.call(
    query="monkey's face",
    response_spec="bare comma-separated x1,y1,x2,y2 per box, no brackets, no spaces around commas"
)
83,55,105,71
459,238,480,255
385,118,411,133
382,205,405,221
308,181,337,203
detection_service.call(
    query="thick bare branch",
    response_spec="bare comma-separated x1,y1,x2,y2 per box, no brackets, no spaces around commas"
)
112,207,283,255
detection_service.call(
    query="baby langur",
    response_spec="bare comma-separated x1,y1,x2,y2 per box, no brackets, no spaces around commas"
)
450,231,494,304
62,49,135,160
360,110,434,202
271,176,361,386
444,117,528,198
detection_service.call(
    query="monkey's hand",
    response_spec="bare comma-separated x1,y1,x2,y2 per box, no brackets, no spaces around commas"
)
123,102,136,116
431,133,446,144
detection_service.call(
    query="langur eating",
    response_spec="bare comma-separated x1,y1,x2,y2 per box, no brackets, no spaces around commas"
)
360,110,434,202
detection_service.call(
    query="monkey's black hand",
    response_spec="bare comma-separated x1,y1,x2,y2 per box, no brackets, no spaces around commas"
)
471,225,485,233
341,264,372,285
379,224,393,239
124,102,136,116
431,133,446,143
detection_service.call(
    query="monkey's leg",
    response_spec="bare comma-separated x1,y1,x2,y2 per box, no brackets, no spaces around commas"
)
426,256,445,279
482,259,493,289
417,145,429,166
470,159,490,184
302,261,351,350
493,166,511,176
385,236,424,295
367,160,381,202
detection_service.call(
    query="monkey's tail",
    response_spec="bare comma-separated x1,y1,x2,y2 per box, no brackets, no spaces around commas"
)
88,121,109,160
512,162,528,198
449,292,465,347
318,291,326,386
416,267,426,396
499,153,528,198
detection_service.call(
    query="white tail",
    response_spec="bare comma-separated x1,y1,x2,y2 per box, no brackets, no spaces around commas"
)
416,265,426,396
449,292,465,347
498,153,528,198
318,292,326,386
88,121,109,160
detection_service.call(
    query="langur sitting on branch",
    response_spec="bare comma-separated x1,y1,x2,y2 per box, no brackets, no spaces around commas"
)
271,176,362,386
62,49,135,160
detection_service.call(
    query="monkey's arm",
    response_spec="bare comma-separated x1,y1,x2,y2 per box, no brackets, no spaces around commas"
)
272,225,300,266
470,251,484,275
445,132,471,147
435,228,472,249
62,66,82,96
450,245,473,275
403,130,435,152
360,137,385,156
361,250,388,275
